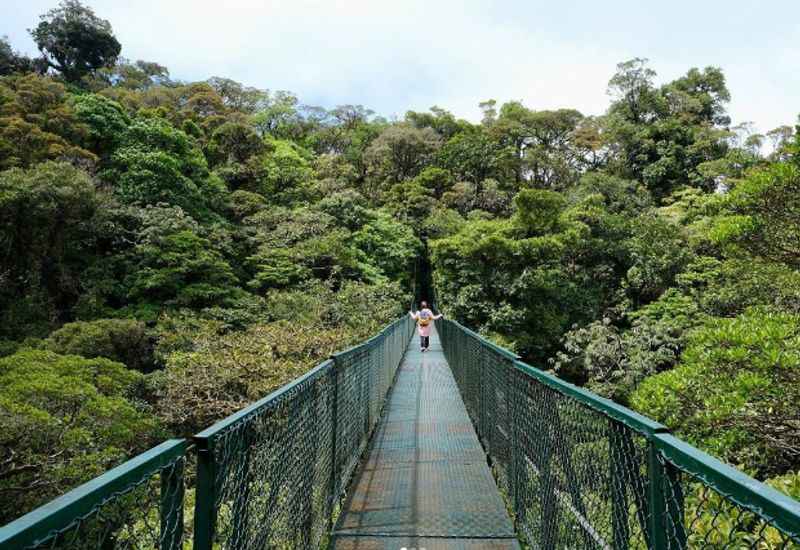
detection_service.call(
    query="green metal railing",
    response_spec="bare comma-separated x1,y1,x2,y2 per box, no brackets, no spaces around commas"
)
0,439,187,550
192,315,413,550
437,318,800,549
0,315,414,550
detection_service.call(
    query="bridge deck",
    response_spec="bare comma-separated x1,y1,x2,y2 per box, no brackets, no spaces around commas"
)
332,326,519,549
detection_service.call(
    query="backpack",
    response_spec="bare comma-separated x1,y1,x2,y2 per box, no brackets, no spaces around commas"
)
417,311,432,327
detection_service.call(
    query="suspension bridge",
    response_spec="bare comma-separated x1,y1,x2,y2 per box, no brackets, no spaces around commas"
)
2,316,800,549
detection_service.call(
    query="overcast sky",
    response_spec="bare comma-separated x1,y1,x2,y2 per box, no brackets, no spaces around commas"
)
4,0,799,132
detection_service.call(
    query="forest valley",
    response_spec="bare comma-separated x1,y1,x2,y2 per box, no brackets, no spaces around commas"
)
1,0,800,526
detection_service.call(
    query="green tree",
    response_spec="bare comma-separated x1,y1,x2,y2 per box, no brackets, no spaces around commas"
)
252,90,302,138
206,77,267,114
431,189,592,361
259,136,313,203
632,308,800,476
712,157,800,267
103,117,226,218
207,121,265,167
351,211,421,282
150,280,406,433
0,162,101,338
493,102,584,187
45,318,153,372
70,92,130,158
384,179,436,225
554,291,702,402
0,36,36,76
623,213,690,306
364,124,441,184
605,59,731,199
0,74,96,169
0,349,162,522
30,0,121,83
405,106,467,139
127,227,239,311
438,127,514,184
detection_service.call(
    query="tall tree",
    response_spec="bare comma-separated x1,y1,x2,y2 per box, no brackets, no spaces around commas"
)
605,59,730,199
30,0,121,83
438,127,514,185
493,102,584,188
364,124,441,184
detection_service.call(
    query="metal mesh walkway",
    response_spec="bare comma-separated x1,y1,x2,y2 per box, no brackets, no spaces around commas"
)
332,326,520,549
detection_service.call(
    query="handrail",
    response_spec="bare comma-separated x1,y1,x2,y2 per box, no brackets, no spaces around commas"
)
0,439,187,550
654,433,800,539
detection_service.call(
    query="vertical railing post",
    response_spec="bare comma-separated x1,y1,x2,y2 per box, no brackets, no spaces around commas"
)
160,457,185,550
648,440,687,550
193,438,216,550
647,443,663,549
539,408,558,549
647,441,672,550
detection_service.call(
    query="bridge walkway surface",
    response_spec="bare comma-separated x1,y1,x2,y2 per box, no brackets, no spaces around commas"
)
331,326,520,550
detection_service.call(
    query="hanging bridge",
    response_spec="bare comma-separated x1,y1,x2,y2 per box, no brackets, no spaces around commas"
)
2,316,800,549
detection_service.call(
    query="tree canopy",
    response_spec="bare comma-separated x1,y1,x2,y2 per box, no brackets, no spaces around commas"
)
30,0,121,83
1,0,799,525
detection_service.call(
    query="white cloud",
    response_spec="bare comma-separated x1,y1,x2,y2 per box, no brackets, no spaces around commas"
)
3,0,799,131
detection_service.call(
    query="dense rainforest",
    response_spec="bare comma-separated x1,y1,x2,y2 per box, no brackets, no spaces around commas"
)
1,0,799,525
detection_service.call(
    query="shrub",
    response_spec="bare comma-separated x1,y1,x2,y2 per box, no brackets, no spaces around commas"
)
45,318,153,372
0,350,163,523
632,308,800,476
553,291,702,405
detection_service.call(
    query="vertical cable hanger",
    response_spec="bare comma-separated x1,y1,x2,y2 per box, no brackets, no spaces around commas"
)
410,255,417,312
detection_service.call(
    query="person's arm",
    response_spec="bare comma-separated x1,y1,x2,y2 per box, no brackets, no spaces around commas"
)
434,313,443,320
409,310,418,319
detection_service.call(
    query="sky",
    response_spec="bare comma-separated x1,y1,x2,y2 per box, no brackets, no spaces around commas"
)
3,0,799,133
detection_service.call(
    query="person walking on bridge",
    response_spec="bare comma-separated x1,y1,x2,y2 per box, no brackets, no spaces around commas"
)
410,301,442,352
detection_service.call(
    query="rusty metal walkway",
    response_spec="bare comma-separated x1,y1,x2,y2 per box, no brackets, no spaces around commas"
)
332,326,520,549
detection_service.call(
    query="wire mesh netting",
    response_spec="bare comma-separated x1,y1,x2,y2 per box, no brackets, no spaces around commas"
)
18,442,187,550
206,361,336,549
438,318,800,550
660,455,800,549
196,316,414,550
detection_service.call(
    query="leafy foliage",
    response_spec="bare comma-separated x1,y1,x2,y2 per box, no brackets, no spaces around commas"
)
632,308,800,476
2,6,799,524
103,117,226,218
0,74,96,169
150,280,406,434
127,227,240,310
30,0,121,83
0,350,162,524
0,36,37,76
712,158,800,267
0,161,101,338
45,318,153,372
